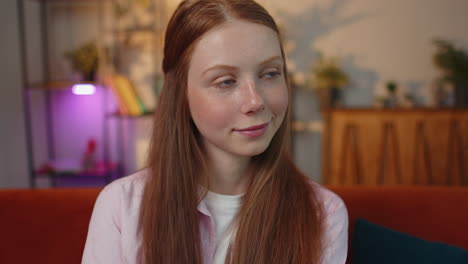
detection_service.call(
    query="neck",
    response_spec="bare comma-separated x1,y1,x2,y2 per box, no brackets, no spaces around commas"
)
203,148,251,195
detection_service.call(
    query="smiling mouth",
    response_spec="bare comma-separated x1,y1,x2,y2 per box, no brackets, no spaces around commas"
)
234,122,269,138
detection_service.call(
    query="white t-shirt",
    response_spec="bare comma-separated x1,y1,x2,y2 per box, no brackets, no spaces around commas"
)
203,191,243,264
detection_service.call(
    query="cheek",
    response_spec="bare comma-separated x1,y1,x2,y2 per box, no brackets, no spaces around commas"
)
267,84,289,117
188,88,234,132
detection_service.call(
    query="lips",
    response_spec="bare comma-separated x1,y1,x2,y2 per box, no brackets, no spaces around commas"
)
234,122,269,138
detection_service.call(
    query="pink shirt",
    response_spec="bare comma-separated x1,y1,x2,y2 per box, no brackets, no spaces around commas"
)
82,169,348,263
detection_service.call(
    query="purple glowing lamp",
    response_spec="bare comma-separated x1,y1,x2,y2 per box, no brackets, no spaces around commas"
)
72,84,96,95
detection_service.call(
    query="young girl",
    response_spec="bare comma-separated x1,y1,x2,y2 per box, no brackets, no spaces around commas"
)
82,0,348,263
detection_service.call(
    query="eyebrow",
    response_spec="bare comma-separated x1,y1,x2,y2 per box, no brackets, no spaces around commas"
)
201,55,283,76
259,55,283,67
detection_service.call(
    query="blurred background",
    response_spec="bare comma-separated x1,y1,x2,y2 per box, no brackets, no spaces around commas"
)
1,0,467,188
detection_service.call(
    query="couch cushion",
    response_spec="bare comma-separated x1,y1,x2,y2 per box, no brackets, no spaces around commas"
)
0,188,101,264
329,186,468,251
352,218,468,264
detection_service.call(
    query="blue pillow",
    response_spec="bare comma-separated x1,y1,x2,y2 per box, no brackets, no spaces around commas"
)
352,218,468,264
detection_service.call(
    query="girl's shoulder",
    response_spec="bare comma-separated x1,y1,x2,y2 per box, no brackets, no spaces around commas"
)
103,168,149,194
307,179,348,219
83,170,149,262
95,169,150,210
306,180,349,263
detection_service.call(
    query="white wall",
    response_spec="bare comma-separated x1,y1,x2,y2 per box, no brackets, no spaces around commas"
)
266,0,468,93
0,0,30,188
259,0,468,181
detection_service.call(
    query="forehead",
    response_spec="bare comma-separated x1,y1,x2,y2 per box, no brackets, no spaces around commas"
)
188,19,283,73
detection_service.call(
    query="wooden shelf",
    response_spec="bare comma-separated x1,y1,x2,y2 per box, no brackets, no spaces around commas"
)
322,107,468,113
114,25,156,34
22,0,116,188
107,111,155,118
291,120,323,133
31,0,108,2
28,80,98,90
36,159,117,177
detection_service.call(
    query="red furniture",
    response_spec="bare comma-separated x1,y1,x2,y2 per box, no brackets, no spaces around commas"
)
1,186,467,264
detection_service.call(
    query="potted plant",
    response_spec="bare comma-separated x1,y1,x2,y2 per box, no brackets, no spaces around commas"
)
64,42,99,82
308,52,349,110
385,81,399,108
433,39,468,107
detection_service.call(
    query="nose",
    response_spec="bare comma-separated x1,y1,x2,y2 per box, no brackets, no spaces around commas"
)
240,79,265,115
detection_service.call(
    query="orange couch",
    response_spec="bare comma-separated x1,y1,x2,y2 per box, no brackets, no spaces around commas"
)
1,186,467,264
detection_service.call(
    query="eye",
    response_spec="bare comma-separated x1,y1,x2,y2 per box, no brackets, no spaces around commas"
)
262,71,281,80
216,79,237,89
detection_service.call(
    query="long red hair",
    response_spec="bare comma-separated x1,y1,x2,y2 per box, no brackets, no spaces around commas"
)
139,0,325,263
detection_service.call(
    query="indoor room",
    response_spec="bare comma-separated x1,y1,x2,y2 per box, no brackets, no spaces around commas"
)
1,0,467,263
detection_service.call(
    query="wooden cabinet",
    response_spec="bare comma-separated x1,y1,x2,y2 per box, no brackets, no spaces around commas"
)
322,109,468,186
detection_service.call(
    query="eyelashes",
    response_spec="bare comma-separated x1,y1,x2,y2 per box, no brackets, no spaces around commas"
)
262,71,281,79
214,70,282,89
216,79,237,89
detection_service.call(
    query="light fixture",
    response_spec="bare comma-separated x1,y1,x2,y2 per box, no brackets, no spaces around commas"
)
72,84,96,95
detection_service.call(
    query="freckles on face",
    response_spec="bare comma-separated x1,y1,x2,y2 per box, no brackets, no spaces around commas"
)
187,19,288,158
187,84,235,132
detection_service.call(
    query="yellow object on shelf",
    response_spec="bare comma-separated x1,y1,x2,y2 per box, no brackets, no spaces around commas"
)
106,74,144,116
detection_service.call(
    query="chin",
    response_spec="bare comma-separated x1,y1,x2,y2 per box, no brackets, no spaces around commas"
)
235,141,271,157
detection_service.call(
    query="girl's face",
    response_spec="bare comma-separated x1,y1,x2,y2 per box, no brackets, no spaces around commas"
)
187,19,288,159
